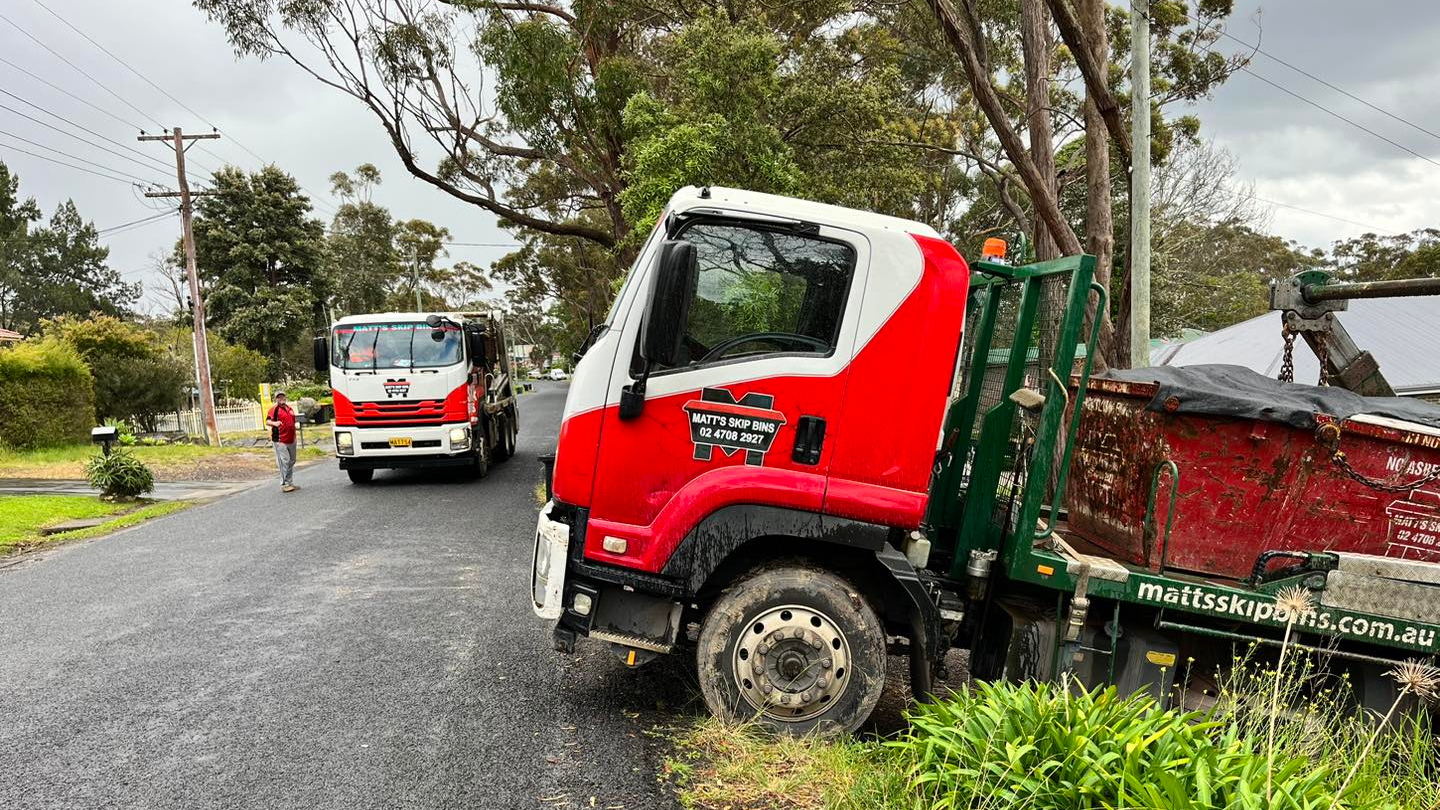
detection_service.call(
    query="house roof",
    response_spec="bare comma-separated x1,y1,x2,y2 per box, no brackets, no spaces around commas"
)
0,328,21,342
1153,295,1440,395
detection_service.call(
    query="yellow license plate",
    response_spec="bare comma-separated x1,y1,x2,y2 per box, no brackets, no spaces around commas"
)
388,437,412,448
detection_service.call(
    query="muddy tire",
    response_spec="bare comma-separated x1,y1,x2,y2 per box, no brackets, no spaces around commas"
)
346,468,373,484
697,565,885,735
494,415,516,463
470,438,490,479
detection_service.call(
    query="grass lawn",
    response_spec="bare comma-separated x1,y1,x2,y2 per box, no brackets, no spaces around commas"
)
0,494,191,554
0,443,327,481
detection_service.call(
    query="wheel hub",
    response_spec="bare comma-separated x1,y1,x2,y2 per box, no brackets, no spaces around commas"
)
732,604,850,721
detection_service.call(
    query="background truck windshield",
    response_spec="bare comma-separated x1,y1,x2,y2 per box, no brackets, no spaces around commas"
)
332,323,463,370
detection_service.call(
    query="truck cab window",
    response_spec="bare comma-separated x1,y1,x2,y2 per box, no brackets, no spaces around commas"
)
662,221,855,370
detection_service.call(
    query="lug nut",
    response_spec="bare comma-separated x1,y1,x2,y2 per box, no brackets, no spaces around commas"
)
756,642,768,655
810,637,823,650
820,658,832,669
792,627,804,639
817,676,829,688
760,682,772,694
800,691,812,703
779,694,791,705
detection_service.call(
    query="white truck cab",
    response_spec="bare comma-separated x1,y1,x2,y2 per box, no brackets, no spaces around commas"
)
314,311,519,483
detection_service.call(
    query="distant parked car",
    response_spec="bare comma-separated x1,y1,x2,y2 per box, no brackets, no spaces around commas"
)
548,368,569,381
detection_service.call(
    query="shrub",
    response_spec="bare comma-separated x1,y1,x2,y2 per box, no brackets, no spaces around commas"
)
104,417,138,446
84,449,155,500
42,315,186,430
894,679,1346,810
0,337,96,449
284,382,331,401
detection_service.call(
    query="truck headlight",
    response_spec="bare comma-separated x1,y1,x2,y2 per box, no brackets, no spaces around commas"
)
449,426,470,450
335,431,353,455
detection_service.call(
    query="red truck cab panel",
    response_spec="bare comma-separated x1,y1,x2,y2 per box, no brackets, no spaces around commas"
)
550,188,970,576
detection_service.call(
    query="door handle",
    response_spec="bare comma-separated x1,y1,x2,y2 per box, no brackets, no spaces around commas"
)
792,415,826,465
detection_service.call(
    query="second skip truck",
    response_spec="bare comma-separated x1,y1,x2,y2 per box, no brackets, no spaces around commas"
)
314,311,519,482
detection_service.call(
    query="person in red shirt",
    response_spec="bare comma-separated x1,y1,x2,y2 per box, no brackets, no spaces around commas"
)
266,391,299,492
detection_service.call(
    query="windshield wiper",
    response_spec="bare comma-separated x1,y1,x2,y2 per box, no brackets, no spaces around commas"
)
408,325,417,371
573,322,608,364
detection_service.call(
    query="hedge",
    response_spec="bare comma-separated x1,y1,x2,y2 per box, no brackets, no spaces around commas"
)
0,338,96,450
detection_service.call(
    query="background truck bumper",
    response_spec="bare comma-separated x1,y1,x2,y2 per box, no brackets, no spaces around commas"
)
532,501,569,620
338,454,474,470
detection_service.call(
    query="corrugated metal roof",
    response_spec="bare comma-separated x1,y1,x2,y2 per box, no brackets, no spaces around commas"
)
1153,295,1440,395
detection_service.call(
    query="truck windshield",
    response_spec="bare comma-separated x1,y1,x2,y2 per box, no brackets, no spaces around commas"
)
332,323,463,370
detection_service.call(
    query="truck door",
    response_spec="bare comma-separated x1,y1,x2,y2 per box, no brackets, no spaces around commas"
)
582,217,869,574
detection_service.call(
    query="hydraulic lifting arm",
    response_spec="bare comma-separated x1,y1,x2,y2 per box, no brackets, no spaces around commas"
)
1269,271,1440,396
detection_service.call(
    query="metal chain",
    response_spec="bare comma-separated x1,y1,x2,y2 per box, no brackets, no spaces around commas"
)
1331,450,1440,493
1316,328,1330,386
1279,323,1296,383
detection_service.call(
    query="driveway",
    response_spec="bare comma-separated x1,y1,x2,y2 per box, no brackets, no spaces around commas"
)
0,381,691,810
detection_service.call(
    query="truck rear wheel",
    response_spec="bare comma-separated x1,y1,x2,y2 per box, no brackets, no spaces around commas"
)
346,468,373,484
469,439,490,479
493,415,516,462
697,566,885,735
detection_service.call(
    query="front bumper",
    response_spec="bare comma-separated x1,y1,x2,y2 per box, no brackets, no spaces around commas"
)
333,423,472,460
531,501,570,620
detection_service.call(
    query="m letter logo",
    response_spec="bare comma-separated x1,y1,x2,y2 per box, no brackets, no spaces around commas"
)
682,388,786,466
383,378,410,399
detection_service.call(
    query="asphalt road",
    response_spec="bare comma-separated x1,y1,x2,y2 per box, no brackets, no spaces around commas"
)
0,381,693,810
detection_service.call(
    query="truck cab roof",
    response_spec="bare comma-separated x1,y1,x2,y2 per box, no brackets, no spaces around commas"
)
332,311,499,327
669,186,942,239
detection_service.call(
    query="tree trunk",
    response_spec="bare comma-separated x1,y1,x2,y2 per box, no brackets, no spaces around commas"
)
924,0,1082,257
1079,0,1117,370
1021,0,1060,262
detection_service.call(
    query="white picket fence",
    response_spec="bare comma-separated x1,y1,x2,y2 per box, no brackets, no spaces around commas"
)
155,403,264,436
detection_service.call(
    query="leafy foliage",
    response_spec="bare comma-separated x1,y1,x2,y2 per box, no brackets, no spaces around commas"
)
894,680,1345,809
189,166,327,374
42,315,187,432
84,449,155,500
0,162,137,333
0,337,95,450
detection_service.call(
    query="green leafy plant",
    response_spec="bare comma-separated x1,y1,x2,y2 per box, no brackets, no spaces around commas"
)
893,679,1346,810
83,450,155,500
104,417,138,446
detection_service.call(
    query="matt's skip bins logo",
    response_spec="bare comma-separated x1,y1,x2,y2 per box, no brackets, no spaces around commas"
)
383,378,410,398
683,388,787,466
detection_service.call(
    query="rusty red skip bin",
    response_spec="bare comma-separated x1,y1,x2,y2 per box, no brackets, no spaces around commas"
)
1064,377,1440,581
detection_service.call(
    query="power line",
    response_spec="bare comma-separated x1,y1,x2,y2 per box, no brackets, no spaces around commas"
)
98,210,176,235
0,54,143,132
24,0,338,216
0,100,177,182
1237,67,1440,171
0,8,165,131
0,87,215,185
0,129,163,186
1203,25,1440,145
0,137,136,185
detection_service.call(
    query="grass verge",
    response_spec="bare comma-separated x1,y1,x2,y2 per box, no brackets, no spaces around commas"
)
0,494,191,553
667,675,1438,810
0,443,327,480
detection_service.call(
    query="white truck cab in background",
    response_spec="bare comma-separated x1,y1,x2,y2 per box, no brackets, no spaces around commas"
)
314,311,519,483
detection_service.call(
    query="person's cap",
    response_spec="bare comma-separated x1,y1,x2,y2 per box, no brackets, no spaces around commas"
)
274,390,288,398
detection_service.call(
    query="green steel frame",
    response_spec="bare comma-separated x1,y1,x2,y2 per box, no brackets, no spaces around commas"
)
923,253,1440,660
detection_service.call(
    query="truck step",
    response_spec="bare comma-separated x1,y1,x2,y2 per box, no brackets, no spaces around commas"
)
589,628,673,654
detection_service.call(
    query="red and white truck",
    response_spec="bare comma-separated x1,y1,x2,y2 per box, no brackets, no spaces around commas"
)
532,186,1440,733
314,311,518,483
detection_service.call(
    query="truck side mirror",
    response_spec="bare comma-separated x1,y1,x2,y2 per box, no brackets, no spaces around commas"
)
621,239,698,420
640,240,698,368
313,336,329,373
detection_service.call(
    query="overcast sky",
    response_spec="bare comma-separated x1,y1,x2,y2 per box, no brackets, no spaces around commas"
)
2,0,1438,314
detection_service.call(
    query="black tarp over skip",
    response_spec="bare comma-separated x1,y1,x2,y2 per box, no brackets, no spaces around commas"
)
1100,364,1440,430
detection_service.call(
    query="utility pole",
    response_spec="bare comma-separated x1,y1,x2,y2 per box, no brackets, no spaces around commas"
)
1129,0,1151,368
412,245,423,311
141,127,222,445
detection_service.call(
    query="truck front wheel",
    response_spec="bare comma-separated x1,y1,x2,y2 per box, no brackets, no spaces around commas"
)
697,566,885,735
346,468,373,484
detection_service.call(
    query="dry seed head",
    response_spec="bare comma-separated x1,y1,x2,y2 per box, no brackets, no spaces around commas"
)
1386,660,1440,700
1274,585,1316,623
